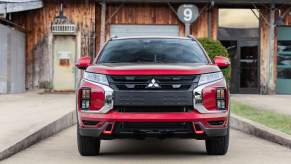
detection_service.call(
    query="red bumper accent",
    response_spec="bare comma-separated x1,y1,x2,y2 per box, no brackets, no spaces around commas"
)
79,110,228,128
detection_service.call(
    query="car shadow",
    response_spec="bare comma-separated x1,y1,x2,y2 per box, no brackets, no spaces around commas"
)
98,138,208,158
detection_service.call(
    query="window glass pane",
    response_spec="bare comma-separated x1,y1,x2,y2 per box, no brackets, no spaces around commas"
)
97,39,208,64
277,41,291,79
278,68,291,79
240,46,258,88
278,41,291,66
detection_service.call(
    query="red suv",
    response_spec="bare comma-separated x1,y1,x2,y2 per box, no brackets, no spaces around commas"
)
76,36,230,156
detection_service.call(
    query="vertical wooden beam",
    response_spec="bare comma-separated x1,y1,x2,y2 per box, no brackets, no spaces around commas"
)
259,5,276,94
100,1,106,49
259,8,270,94
208,8,212,39
211,7,218,40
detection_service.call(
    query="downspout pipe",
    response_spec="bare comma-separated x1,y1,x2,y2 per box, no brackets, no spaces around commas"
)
99,1,106,49
268,3,275,94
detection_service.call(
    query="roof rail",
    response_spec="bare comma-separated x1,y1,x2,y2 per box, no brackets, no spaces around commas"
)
109,35,118,40
186,35,197,41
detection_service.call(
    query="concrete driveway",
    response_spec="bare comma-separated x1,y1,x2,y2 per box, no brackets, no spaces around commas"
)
2,126,291,164
0,91,75,159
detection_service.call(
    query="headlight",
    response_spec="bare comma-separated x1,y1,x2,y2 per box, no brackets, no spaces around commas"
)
198,72,223,86
83,72,108,85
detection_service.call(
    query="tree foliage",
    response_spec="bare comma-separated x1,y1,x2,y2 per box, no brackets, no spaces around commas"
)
198,38,231,81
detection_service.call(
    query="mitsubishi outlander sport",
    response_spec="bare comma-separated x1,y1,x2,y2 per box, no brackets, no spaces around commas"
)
75,36,231,156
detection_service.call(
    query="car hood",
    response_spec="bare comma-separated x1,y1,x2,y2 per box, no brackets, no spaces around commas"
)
86,63,221,75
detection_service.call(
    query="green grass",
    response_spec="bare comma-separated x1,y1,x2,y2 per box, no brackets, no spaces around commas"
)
231,101,291,135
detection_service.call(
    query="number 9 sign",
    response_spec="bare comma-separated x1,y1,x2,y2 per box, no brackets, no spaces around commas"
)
177,4,199,24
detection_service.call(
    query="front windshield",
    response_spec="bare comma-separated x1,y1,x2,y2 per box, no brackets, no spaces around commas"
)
97,38,209,64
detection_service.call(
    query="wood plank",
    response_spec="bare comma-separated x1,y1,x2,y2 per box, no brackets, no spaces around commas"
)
105,3,213,38
191,5,208,38
11,0,96,89
0,1,43,14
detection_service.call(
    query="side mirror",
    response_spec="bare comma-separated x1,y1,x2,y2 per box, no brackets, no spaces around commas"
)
214,56,230,69
76,56,91,70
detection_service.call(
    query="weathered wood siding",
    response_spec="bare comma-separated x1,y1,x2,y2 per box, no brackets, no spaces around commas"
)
105,3,217,40
191,5,208,38
259,7,291,94
12,0,96,89
105,3,183,40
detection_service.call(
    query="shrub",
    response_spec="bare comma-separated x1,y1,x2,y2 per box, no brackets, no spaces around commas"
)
198,38,231,82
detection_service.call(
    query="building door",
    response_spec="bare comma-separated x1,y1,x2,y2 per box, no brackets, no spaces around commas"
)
277,27,291,94
53,36,76,91
110,25,180,37
221,39,259,93
238,40,259,93
220,41,238,93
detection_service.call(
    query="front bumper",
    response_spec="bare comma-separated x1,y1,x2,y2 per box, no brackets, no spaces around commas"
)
78,110,229,139
79,124,228,139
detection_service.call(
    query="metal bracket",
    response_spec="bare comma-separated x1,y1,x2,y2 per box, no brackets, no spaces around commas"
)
167,2,177,15
106,3,124,25
252,3,271,26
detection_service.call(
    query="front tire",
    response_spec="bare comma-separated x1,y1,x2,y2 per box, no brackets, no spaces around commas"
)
77,127,100,156
205,127,229,155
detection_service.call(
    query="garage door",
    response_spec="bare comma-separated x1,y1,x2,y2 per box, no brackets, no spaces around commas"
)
0,24,25,94
110,25,180,37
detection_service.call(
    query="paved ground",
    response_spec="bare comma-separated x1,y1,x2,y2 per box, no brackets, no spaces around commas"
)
232,94,291,116
0,91,74,153
2,126,291,164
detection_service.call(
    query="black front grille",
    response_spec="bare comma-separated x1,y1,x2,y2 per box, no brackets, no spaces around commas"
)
117,106,192,113
108,75,198,90
116,122,192,130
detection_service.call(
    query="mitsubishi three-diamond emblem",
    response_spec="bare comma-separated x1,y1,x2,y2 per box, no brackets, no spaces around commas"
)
146,78,160,88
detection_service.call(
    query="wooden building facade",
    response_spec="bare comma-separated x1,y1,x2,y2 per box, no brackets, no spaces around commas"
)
2,0,291,94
